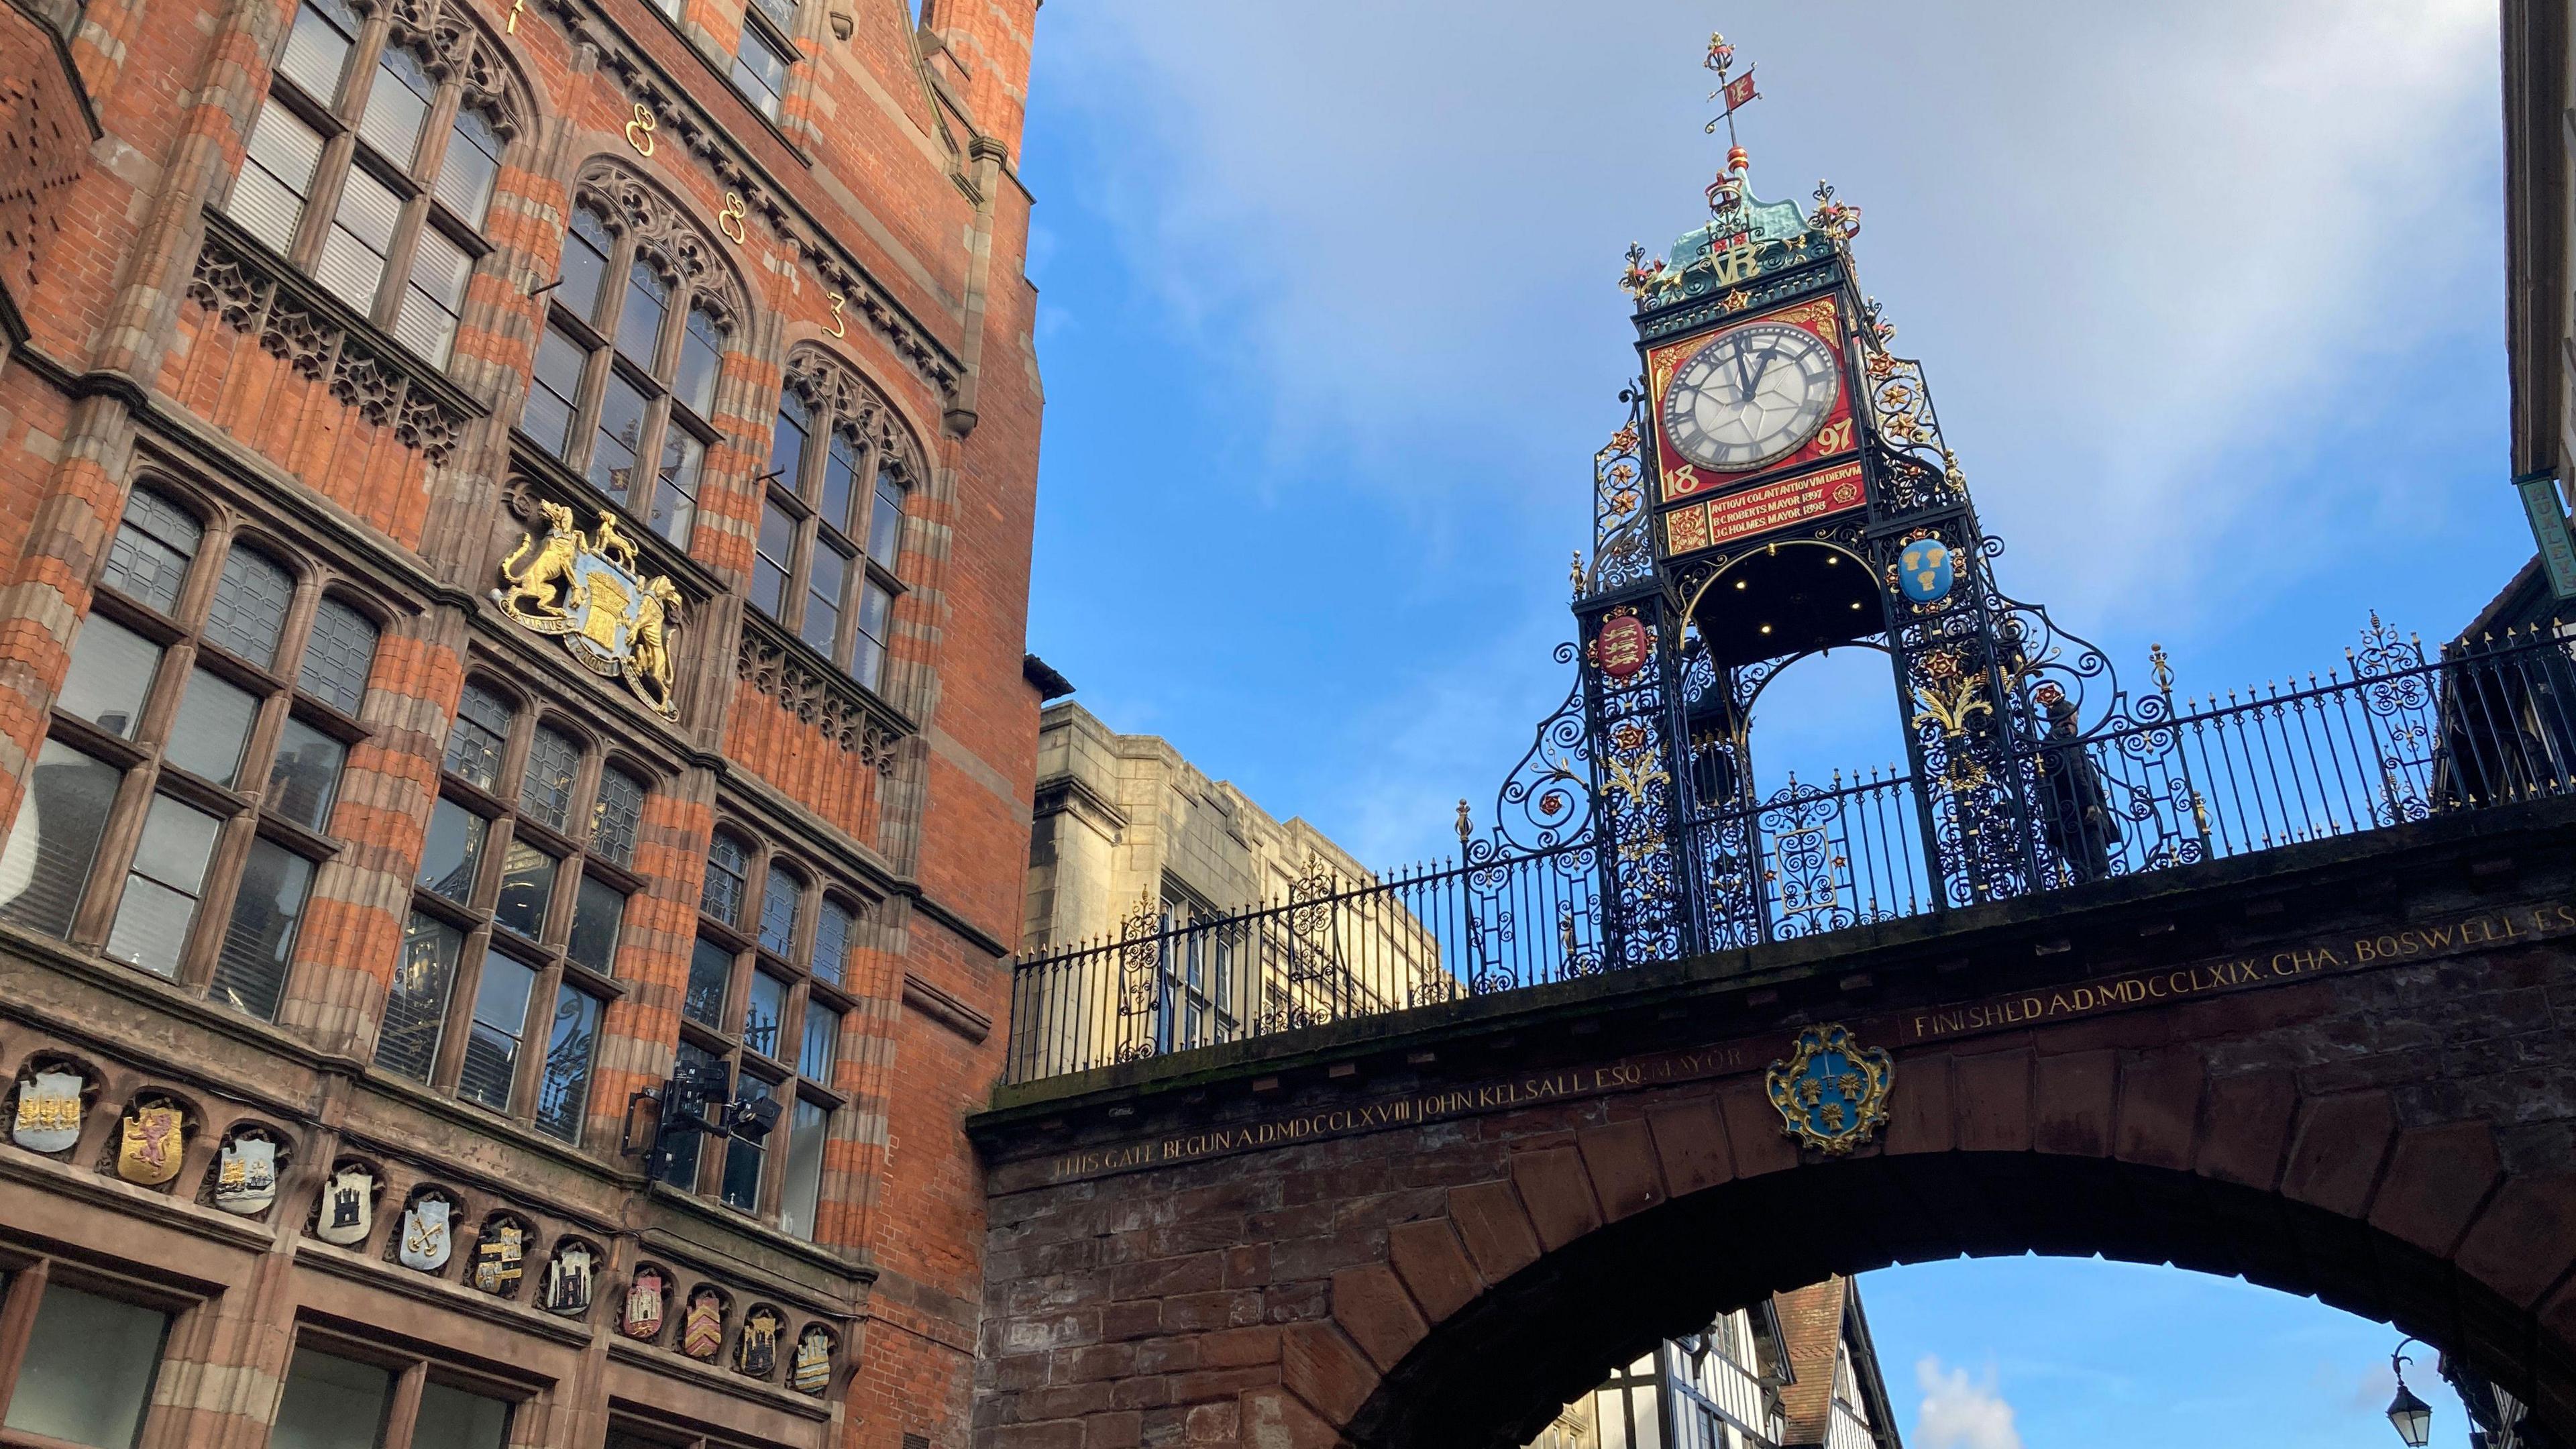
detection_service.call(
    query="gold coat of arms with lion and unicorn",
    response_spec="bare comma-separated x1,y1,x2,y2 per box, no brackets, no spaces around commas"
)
494,502,684,719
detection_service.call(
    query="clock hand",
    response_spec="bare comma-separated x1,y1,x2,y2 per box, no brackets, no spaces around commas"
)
1729,340,1754,402
1745,339,1778,397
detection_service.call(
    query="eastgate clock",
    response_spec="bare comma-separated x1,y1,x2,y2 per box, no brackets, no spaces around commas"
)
1662,320,1841,472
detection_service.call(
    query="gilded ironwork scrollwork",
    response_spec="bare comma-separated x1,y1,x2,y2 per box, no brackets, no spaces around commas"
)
1483,644,1598,856
1582,598,1690,968
1577,388,1658,598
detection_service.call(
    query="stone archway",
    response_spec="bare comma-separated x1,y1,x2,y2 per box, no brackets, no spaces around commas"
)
1331,1063,2568,1448
973,806,2576,1449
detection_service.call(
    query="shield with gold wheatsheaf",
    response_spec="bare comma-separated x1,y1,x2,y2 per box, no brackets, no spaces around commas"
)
1763,1023,1893,1155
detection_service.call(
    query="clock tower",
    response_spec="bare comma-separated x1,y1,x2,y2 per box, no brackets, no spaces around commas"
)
1546,33,2130,963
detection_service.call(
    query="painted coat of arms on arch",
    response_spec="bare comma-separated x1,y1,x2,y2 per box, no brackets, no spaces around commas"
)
494,502,684,720
1764,1023,1893,1154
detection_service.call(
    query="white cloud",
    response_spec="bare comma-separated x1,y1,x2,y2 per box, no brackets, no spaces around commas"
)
1915,1355,2026,1449
1036,0,2497,623
2322,1357,2403,1415
1027,0,2504,860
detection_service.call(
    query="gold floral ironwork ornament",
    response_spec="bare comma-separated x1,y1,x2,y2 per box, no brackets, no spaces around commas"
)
1764,1023,1892,1154
494,502,683,719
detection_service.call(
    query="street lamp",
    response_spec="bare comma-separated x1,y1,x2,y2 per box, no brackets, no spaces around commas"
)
625,1057,784,1180
2385,1339,2433,1448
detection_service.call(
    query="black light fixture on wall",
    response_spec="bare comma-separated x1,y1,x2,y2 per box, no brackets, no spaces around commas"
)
623,1057,783,1179
2385,1339,2433,1448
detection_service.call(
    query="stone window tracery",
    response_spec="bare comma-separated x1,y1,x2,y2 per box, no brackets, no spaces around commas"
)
757,346,918,694
520,160,741,552
0,484,382,1025
223,0,524,370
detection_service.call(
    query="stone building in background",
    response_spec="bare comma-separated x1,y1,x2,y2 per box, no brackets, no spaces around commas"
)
1017,700,1448,1070
0,0,1043,1440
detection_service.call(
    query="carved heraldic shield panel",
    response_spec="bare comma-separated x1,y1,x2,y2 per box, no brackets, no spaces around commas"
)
1763,1023,1893,1155
495,502,684,719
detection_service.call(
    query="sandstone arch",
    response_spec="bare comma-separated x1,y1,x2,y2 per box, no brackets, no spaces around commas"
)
974,807,2576,1449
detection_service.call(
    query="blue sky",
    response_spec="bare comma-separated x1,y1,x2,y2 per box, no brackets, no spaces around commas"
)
1019,1,2510,1442
1861,1257,2472,1449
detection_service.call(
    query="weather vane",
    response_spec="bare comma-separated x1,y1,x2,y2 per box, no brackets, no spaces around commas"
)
1617,24,1861,305
1703,31,1760,215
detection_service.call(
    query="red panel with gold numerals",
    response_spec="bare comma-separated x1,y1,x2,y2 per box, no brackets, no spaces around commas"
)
1661,458,1866,556
1646,294,1858,504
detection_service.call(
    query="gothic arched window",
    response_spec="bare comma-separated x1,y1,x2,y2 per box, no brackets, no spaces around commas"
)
520,162,741,551
223,0,524,370
755,349,917,694
380,679,643,1146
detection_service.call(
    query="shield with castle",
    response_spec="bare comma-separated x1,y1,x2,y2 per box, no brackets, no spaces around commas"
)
494,502,684,720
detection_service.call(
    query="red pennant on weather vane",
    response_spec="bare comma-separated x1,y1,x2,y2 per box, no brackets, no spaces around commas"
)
1701,30,1759,218
1704,31,1759,138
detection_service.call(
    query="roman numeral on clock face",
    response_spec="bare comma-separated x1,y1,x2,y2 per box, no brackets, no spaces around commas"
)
1662,321,1841,473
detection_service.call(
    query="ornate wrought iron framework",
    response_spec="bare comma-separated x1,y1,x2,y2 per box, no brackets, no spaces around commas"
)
994,58,2576,1083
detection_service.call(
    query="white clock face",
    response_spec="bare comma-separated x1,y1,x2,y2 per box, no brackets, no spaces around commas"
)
1664,321,1841,472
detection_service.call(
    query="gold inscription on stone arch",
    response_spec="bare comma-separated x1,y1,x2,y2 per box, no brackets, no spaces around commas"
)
1014,898,2576,1189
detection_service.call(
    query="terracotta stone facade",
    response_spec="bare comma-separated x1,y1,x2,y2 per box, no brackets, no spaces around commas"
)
971,800,2576,1449
0,0,1044,1438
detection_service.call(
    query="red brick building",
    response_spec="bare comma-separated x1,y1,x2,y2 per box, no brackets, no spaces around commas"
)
0,0,1044,1438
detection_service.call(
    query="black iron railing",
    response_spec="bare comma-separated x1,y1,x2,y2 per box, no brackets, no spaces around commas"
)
1004,622,2576,1082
